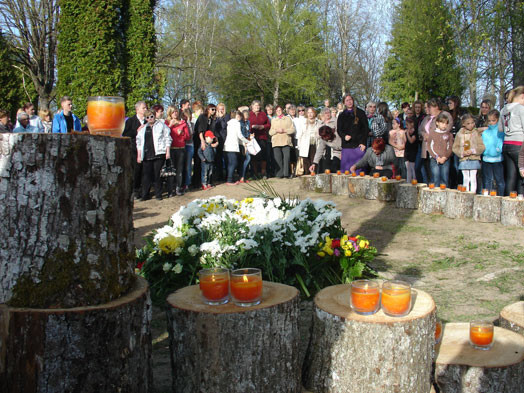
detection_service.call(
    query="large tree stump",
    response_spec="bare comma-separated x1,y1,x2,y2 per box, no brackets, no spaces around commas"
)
0,276,152,393
303,284,436,393
434,322,524,393
347,176,368,199
365,176,380,200
500,197,524,227
331,174,349,196
473,195,501,223
499,301,524,335
444,190,475,219
300,174,316,191
419,188,447,215
376,179,399,201
0,133,135,307
396,183,421,209
315,173,332,193
166,282,301,393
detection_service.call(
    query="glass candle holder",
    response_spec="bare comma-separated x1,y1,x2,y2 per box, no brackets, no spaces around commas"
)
350,280,380,315
198,268,230,305
87,96,125,137
230,268,263,307
345,170,350,175
510,191,517,198
351,172,357,177
359,172,365,177
411,179,418,185
310,172,316,176
373,172,380,178
440,184,446,190
490,190,497,196
381,176,388,182
325,169,331,174
469,321,494,350
435,318,443,344
395,175,401,180
482,189,489,196
381,280,412,317
337,170,341,175
428,183,435,189
458,185,464,192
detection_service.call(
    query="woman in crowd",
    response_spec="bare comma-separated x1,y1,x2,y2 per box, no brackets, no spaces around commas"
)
366,101,387,147
499,86,524,195
447,95,468,188
152,104,164,120
136,110,171,200
265,104,274,120
389,117,407,178
224,111,250,185
297,107,321,173
193,104,217,188
476,99,493,128
309,125,342,173
39,109,53,133
15,102,44,132
350,137,395,177
337,93,369,173
182,108,194,192
214,103,229,181
249,100,271,178
269,105,295,178
165,106,190,196
377,102,393,140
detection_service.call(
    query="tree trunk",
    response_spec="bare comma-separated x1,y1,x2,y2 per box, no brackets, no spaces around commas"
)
434,323,524,393
500,197,524,227
473,195,501,223
499,301,524,336
314,173,332,193
347,176,368,199
0,276,152,393
376,178,399,201
419,188,446,215
443,190,474,219
0,133,135,308
300,174,316,191
166,282,301,393
510,0,524,86
396,183,420,209
332,174,349,196
303,285,436,393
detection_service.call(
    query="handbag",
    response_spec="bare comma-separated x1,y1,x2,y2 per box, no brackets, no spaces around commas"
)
160,161,176,178
246,138,261,156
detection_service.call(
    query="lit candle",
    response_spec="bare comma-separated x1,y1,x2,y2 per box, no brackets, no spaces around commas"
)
381,176,388,182
350,280,380,315
469,321,494,350
345,170,350,175
351,172,357,177
440,184,446,190
482,189,489,196
411,179,418,185
510,191,517,198
230,268,263,306
490,190,497,196
310,171,316,176
428,183,435,189
325,169,331,174
395,175,401,180
198,268,230,305
373,172,380,178
359,172,365,177
381,280,411,317
337,170,341,175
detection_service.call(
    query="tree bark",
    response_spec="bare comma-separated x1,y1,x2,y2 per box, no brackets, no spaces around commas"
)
376,178,399,201
434,323,524,393
500,197,524,227
303,284,436,393
499,301,524,336
166,282,301,393
347,176,368,199
396,183,420,209
331,174,350,196
0,133,135,308
300,174,316,191
473,195,501,223
0,276,152,393
419,188,446,215
315,173,332,193
443,190,474,219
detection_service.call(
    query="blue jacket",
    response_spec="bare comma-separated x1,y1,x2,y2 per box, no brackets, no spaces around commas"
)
52,111,81,133
482,125,504,163
198,142,215,162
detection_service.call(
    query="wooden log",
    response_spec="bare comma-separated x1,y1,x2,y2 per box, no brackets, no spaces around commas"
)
166,282,301,393
365,176,379,200
0,133,135,307
434,322,524,393
0,276,152,393
376,179,399,201
444,190,475,219
500,197,524,227
396,183,420,209
419,188,447,215
473,195,501,223
499,301,524,336
300,175,316,191
347,176,368,199
331,174,349,196
303,284,436,393
315,173,332,193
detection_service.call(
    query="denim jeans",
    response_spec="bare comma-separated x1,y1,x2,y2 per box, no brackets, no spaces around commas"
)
482,161,505,196
201,161,213,185
503,144,524,195
429,157,450,187
184,144,194,187
225,151,238,183
241,149,251,179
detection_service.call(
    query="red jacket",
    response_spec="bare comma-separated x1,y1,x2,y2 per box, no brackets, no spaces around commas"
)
166,119,190,148
249,111,270,140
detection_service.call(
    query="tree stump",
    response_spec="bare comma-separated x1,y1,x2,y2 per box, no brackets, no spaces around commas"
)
434,322,524,393
444,190,475,219
0,133,135,307
303,284,436,393
0,276,152,393
300,175,316,192
365,177,380,200
419,188,447,215
499,301,524,335
315,173,332,193
473,195,501,223
376,179,399,201
332,174,349,196
166,282,301,393
347,176,368,199
396,183,420,209
500,198,524,227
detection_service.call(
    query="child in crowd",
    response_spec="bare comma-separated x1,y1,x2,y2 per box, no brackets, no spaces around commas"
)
389,117,406,178
452,114,485,193
479,109,505,195
198,131,219,190
428,113,454,187
404,117,418,182
240,110,253,183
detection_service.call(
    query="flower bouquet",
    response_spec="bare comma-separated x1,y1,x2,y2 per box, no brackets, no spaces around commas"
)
136,195,377,304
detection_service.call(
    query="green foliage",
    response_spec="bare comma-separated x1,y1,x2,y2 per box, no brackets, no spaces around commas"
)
381,0,464,104
0,31,27,118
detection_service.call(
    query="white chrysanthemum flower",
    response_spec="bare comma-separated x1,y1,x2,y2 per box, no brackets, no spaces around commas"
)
188,244,199,256
235,239,258,250
154,225,182,243
172,263,183,274
163,262,172,272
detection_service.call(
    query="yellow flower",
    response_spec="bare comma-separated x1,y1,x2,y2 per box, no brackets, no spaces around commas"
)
359,240,369,249
158,235,184,254
322,245,334,256
344,250,352,257
317,251,326,257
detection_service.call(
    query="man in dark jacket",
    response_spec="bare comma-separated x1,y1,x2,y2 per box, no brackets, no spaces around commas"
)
123,101,148,198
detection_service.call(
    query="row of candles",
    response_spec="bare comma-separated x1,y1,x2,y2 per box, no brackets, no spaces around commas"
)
198,267,262,307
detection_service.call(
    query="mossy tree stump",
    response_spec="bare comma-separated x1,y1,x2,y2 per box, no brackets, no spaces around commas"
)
499,301,524,335
396,183,420,209
472,195,501,223
0,133,135,308
444,190,474,219
300,175,316,192
331,174,349,196
166,282,301,393
315,173,332,193
376,179,399,201
419,188,447,215
500,197,524,227
303,284,436,393
347,176,368,199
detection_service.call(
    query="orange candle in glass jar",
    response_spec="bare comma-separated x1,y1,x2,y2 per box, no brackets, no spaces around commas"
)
373,172,380,178
351,172,357,177
87,97,125,136
359,172,365,177
490,190,497,196
470,322,494,349
198,268,229,305
510,191,517,198
350,280,380,315
325,169,331,174
345,170,350,175
395,175,401,180
381,176,388,182
440,184,446,190
310,172,316,176
230,268,262,306
337,170,341,175
428,183,435,189
411,179,418,185
381,280,411,317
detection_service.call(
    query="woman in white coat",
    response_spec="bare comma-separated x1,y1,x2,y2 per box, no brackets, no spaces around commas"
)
296,107,321,173
224,111,249,185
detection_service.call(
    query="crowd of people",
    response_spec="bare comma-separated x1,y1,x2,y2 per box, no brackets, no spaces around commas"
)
2,87,524,200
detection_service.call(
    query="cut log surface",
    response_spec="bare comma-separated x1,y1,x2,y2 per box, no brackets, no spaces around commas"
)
473,195,501,223
166,282,301,393
419,188,447,215
396,183,420,209
500,197,524,227
347,176,368,199
434,322,524,393
303,284,436,393
500,301,524,335
331,174,349,196
444,190,474,219
300,175,316,191
0,276,152,393
0,134,135,307
315,173,332,193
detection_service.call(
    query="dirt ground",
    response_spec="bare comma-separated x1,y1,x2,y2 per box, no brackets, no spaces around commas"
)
133,178,524,393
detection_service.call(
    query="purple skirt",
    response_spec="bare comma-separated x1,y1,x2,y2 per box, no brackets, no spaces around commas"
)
341,148,366,173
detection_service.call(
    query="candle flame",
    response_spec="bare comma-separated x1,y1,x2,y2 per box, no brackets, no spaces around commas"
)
211,274,215,282
364,284,368,291
243,274,248,283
